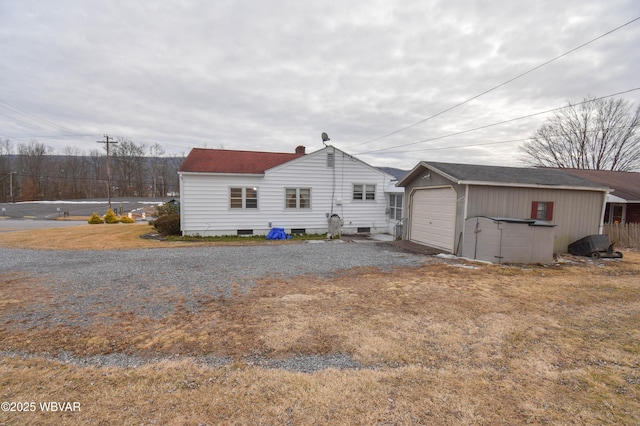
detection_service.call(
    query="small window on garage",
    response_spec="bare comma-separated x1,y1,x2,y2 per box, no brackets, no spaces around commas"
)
531,201,554,221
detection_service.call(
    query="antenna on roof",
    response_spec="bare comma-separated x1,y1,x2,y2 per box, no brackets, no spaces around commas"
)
321,132,330,146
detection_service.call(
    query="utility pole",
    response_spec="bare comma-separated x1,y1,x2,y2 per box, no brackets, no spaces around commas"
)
1,172,16,203
97,135,118,210
9,171,15,203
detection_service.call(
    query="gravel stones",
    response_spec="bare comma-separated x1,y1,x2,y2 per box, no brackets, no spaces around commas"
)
1,240,426,372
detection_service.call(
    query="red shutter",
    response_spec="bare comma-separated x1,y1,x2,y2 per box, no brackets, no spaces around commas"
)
547,202,554,221
531,202,538,219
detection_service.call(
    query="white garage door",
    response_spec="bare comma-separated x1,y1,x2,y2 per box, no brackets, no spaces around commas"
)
410,187,456,251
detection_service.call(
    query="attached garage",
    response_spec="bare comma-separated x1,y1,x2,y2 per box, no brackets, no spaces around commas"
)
409,186,457,251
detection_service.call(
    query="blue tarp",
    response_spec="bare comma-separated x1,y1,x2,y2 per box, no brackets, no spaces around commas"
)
266,227,291,240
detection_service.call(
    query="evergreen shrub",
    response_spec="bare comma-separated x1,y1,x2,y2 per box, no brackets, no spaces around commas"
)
153,213,180,236
104,208,119,224
88,212,104,224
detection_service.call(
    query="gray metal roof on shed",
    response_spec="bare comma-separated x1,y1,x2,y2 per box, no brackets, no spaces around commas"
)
399,161,609,191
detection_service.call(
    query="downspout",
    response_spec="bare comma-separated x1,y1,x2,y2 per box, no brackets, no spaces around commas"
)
330,146,336,217
463,185,469,220
473,217,480,259
598,190,609,235
495,220,504,264
179,173,185,236
459,184,469,255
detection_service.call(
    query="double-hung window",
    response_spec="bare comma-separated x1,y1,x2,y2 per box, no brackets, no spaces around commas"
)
353,184,376,201
230,187,258,209
285,188,311,209
531,201,553,220
389,193,403,220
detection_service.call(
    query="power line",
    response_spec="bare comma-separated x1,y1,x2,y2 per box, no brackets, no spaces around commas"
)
378,120,640,155
346,15,640,149
354,87,640,155
0,100,89,137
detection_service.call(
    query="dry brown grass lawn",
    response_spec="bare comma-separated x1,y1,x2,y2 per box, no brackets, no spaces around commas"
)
0,223,183,250
1,226,639,424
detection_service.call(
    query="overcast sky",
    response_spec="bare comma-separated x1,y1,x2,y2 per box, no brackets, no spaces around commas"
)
1,0,639,170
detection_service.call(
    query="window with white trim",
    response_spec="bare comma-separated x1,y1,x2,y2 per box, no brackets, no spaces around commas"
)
285,188,311,209
353,184,376,201
389,193,403,220
230,187,258,209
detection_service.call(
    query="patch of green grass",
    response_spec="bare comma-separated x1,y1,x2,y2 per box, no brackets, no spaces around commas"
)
166,233,328,243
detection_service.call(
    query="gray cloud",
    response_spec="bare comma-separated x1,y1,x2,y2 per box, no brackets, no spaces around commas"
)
1,0,639,169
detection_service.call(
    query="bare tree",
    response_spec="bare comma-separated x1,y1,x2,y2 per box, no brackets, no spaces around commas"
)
111,138,147,196
18,140,52,200
520,96,640,171
1,139,15,202
3,139,184,201
57,147,89,198
87,148,107,198
148,143,166,197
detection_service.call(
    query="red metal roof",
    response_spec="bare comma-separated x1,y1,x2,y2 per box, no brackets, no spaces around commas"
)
179,148,305,174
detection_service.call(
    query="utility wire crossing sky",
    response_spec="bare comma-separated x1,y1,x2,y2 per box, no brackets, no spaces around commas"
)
1,0,639,169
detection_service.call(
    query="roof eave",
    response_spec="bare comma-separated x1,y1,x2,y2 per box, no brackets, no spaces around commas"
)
460,180,611,192
179,171,265,177
397,162,431,187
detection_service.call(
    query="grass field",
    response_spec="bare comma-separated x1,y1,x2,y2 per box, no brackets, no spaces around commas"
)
1,226,639,424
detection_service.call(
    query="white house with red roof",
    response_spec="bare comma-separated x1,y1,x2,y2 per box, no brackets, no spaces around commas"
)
178,145,401,237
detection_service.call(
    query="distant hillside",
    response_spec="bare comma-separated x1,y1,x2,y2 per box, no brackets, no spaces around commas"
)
1,154,184,201
377,167,409,181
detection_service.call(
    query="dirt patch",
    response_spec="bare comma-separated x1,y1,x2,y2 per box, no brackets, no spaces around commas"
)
383,239,445,255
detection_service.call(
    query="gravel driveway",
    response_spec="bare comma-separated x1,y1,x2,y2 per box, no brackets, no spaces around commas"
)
2,241,426,370
4,242,426,326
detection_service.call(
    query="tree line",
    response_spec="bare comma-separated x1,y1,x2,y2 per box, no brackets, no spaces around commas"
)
0,138,183,202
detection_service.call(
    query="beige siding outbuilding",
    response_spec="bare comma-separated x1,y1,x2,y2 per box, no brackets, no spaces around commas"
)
398,162,609,259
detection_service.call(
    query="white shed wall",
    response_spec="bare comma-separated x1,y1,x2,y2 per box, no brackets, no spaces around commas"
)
462,217,555,264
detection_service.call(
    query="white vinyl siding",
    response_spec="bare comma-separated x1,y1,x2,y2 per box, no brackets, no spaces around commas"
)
180,147,395,236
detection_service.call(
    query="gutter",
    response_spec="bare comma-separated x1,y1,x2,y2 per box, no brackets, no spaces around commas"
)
458,180,610,192
178,171,265,177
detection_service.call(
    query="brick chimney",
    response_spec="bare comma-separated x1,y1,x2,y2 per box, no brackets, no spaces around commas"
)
295,145,306,154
